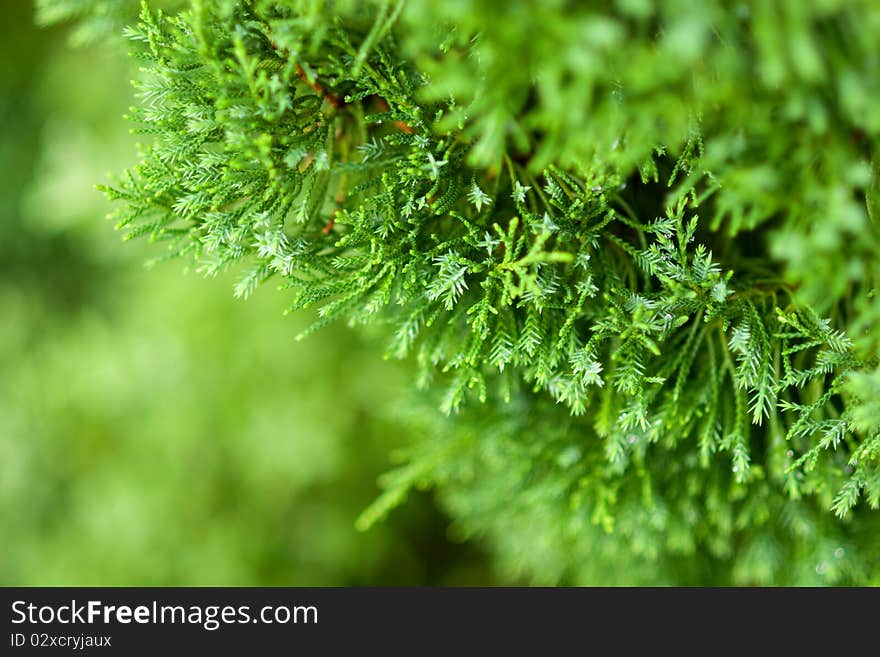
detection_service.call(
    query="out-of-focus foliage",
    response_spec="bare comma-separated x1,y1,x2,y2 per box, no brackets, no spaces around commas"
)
34,0,183,44
1,2,489,586
382,393,880,586
36,0,880,585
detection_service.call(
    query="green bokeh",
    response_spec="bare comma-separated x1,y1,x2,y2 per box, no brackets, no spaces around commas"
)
0,2,489,586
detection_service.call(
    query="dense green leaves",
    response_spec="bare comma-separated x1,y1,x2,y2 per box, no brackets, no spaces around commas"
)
44,0,880,584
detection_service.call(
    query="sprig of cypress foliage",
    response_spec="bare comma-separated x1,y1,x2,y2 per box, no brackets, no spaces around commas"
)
42,0,880,584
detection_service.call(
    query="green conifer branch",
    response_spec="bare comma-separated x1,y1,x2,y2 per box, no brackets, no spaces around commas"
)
42,0,880,584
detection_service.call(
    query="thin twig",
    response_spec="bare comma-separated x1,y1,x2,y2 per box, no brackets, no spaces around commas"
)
296,63,343,109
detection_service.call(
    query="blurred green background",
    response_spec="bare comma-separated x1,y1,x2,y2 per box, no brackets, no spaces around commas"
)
0,1,490,586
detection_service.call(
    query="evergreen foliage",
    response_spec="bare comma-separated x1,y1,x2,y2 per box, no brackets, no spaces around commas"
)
6,5,487,585
43,0,880,584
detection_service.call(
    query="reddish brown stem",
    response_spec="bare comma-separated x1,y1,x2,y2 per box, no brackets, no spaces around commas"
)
296,63,342,109
265,27,413,133
373,97,415,134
